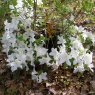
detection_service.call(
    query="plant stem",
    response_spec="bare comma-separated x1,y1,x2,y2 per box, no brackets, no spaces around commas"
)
33,0,37,31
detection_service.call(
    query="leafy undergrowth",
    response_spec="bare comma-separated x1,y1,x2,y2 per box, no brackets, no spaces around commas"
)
0,47,95,95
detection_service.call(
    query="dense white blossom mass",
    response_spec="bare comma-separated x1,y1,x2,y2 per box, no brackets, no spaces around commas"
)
1,0,94,83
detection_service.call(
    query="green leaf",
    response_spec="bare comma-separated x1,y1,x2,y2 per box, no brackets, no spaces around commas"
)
54,0,63,14
54,0,70,15
82,0,94,12
27,0,33,5
17,34,25,41
9,0,17,6
62,5,70,15
34,36,47,45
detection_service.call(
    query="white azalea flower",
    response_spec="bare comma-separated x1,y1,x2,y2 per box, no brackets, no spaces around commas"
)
82,33,87,41
1,32,16,53
4,20,11,31
57,36,66,46
88,63,94,72
35,46,48,57
32,70,47,83
59,45,66,53
9,5,14,10
22,18,32,30
83,52,92,65
73,63,84,73
69,48,79,59
4,18,19,33
38,72,47,83
32,69,38,81
70,14,74,21
72,39,84,51
11,17,19,30
32,74,38,81
65,59,71,66
85,32,94,43
39,54,51,65
52,62,59,70
16,0,23,9
2,44,10,54
74,25,86,33
37,0,43,5
58,51,69,65
17,41,27,48
49,48,59,60
73,55,84,66
7,53,16,63
7,59,23,72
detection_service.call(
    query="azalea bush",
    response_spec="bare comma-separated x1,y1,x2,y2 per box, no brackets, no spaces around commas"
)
1,0,95,83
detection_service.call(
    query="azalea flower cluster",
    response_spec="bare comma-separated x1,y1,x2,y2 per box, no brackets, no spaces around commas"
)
1,0,94,83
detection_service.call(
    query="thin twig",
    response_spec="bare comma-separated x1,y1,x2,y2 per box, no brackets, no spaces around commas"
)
33,0,37,31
